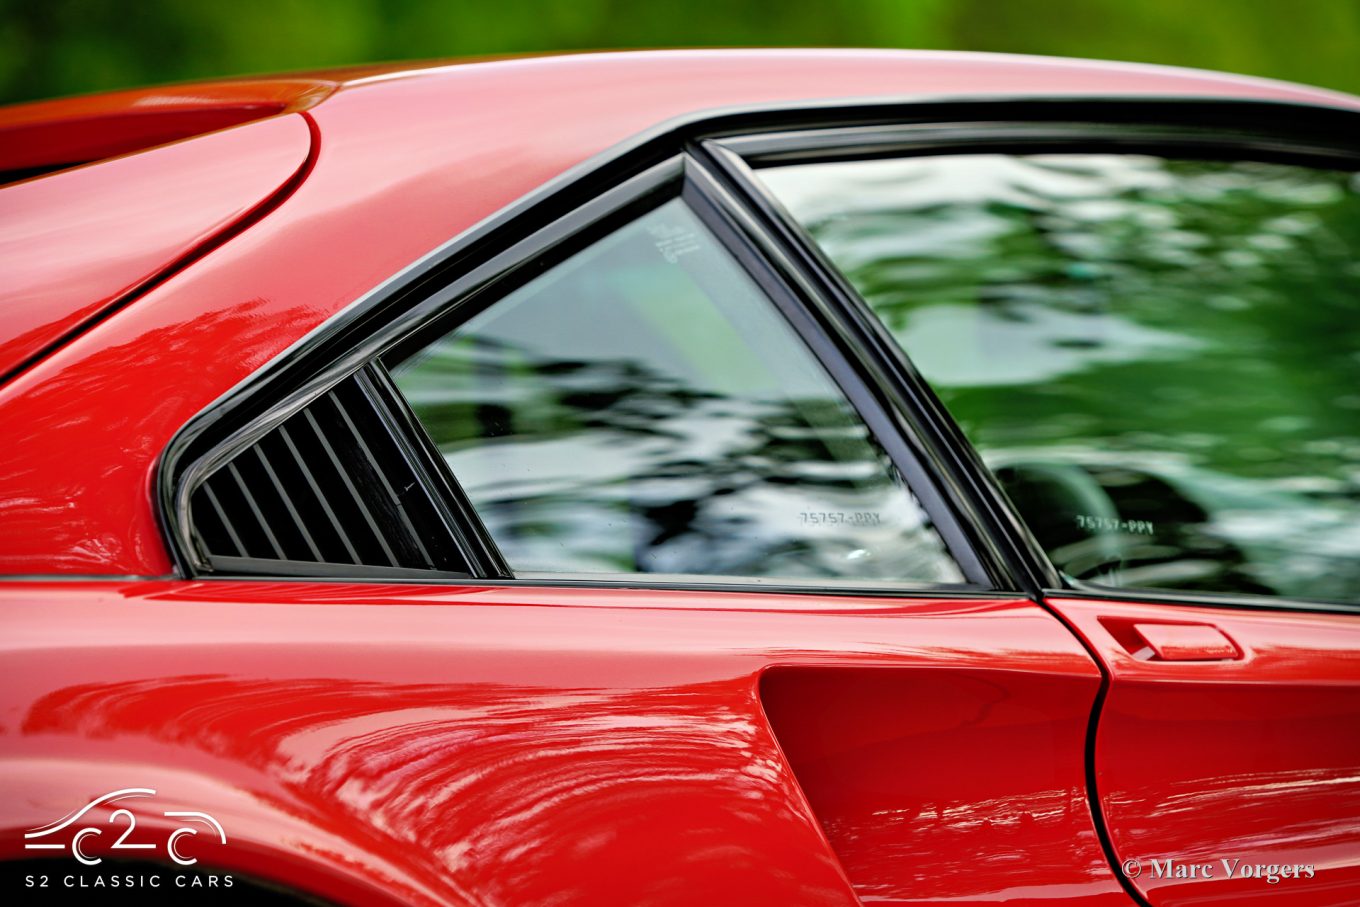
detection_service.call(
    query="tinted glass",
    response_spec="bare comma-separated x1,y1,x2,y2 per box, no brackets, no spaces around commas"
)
762,153,1360,601
392,199,963,583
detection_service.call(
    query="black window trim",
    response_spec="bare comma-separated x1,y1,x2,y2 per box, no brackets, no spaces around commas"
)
157,94,1360,609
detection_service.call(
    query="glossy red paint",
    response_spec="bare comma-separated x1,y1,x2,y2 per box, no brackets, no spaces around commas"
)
0,77,333,174
1049,598,1360,906
2,50,1359,575
0,582,1123,905
761,667,1118,904
0,113,313,377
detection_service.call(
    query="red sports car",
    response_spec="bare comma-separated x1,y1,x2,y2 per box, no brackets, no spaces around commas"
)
1,50,1357,906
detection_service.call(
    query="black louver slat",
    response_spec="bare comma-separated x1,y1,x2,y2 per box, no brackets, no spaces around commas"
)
189,371,467,574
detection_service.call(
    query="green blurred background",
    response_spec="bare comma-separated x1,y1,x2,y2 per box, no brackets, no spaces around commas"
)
2,0,1357,105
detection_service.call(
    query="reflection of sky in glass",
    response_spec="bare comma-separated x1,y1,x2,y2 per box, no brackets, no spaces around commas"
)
763,154,1360,601
395,200,962,583
887,302,1203,388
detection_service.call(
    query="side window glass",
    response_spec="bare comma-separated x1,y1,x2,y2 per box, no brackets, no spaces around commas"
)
391,199,964,583
761,153,1360,602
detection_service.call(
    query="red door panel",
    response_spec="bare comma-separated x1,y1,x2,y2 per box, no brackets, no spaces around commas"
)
1049,597,1360,906
0,581,1129,905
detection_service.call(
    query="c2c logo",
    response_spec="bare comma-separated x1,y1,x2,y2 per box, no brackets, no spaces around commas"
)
24,788,227,866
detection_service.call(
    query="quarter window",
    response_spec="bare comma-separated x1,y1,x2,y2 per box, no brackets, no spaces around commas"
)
391,199,963,583
761,153,1360,602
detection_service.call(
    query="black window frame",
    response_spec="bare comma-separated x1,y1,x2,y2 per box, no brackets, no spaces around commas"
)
162,151,993,595
158,95,1360,608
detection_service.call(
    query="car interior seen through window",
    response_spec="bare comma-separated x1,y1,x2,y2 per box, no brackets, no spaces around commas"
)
760,152,1360,602
392,198,965,583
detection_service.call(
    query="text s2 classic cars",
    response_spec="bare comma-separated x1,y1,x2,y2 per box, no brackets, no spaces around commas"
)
1,49,1358,906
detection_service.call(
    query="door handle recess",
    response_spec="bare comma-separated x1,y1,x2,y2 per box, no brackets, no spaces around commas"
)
1129,622,1240,661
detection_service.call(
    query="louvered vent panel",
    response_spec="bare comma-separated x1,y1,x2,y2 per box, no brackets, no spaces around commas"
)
189,373,466,574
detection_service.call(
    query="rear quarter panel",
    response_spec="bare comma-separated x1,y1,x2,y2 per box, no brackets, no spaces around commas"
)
1,582,1120,905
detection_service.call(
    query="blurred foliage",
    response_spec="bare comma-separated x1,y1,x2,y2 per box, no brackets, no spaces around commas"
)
1,0,1356,105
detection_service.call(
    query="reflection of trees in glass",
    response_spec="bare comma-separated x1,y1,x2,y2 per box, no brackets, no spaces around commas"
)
766,155,1360,600
395,201,961,583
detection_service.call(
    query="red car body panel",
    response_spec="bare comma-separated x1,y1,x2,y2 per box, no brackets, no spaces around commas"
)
0,113,313,376
1,50,1358,906
0,583,1122,905
0,76,333,174
1049,598,1360,906
1,49,1358,576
